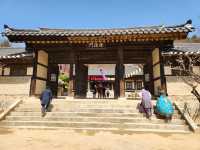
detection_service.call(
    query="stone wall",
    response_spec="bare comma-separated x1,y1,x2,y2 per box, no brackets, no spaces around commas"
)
0,76,31,95
166,76,200,125
166,76,200,96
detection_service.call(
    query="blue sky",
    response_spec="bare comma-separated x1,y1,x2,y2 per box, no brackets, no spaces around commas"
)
0,0,200,38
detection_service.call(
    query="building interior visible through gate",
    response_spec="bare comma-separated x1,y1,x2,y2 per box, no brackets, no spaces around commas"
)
57,64,144,99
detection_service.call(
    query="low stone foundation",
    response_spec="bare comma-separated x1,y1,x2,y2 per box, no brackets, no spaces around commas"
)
0,76,31,95
166,76,200,96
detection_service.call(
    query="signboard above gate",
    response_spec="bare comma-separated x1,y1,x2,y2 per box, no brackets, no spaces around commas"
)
88,42,104,48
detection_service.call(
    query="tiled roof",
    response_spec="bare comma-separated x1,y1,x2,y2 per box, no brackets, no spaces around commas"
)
174,43,200,52
162,43,200,55
0,47,32,60
88,64,143,76
0,48,26,56
0,53,32,60
3,20,193,37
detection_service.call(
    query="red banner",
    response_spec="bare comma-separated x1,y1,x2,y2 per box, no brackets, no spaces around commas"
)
88,75,106,81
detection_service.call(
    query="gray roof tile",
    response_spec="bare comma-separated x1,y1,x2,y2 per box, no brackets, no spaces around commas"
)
0,48,26,56
163,43,200,55
3,21,194,38
174,43,200,52
0,47,33,60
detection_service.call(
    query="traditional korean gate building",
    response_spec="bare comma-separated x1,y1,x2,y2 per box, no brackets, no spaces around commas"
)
3,20,193,98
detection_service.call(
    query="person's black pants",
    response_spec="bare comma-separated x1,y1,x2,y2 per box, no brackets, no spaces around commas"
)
41,100,51,111
46,100,51,109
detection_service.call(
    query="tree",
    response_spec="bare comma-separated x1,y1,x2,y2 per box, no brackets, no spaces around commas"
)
58,73,69,89
187,35,200,43
171,54,200,121
191,35,198,40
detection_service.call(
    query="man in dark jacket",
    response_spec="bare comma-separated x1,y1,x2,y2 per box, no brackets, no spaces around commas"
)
40,86,53,116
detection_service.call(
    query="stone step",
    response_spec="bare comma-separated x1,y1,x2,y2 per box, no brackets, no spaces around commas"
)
0,99,190,134
20,104,140,108
21,103,142,107
23,99,136,102
22,100,151,105
0,121,189,131
13,107,180,114
20,100,158,108
19,102,175,108
5,116,186,125
17,104,143,109
15,106,180,113
13,108,143,113
0,126,190,134
9,112,182,119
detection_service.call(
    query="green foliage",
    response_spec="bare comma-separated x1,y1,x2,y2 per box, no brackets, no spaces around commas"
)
58,73,69,89
191,35,198,40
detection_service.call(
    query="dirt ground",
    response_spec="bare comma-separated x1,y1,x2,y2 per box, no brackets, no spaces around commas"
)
0,128,200,150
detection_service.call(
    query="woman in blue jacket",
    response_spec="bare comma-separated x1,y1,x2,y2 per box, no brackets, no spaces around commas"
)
155,91,174,121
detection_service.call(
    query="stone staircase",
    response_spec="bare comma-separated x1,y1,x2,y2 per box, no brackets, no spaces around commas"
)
0,98,192,133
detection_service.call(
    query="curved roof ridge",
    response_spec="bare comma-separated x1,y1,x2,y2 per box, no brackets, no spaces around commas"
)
3,20,194,42
4,20,193,32
38,25,164,32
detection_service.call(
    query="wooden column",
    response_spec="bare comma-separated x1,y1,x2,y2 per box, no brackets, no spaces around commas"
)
152,47,166,96
75,54,88,98
143,57,154,95
68,51,75,97
160,50,167,94
29,50,37,96
68,63,74,96
30,50,48,96
75,63,88,98
115,47,125,98
75,54,79,98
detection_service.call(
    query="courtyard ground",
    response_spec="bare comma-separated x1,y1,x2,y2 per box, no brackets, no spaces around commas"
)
0,128,200,150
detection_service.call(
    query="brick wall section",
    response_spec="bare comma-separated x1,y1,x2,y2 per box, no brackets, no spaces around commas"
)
0,76,31,95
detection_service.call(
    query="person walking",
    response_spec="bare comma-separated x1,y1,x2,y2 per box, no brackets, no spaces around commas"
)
97,83,103,99
40,86,53,117
138,86,152,119
93,84,97,98
106,87,110,98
